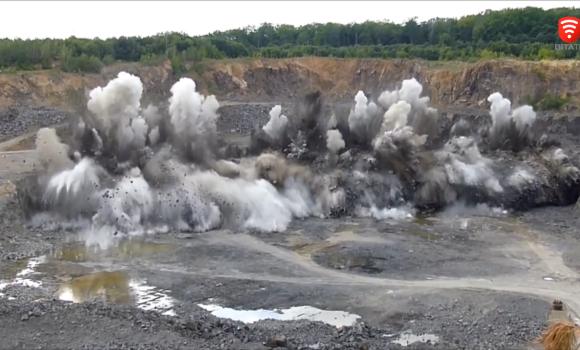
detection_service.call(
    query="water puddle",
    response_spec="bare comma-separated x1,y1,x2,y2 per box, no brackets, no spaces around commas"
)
287,236,336,256
50,239,175,262
0,256,46,299
57,270,176,316
197,303,360,328
58,271,132,304
413,214,437,226
288,228,391,257
328,254,383,274
404,227,443,241
334,223,362,233
1,259,29,280
1,238,177,316
383,332,440,346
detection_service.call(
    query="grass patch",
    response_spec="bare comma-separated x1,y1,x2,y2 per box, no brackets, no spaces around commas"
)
423,60,474,71
531,67,547,82
64,87,86,107
205,80,221,96
0,67,57,75
536,93,571,111
521,93,570,111
188,62,206,76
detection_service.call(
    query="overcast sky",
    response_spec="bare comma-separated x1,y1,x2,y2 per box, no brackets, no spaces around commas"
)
2,1,576,39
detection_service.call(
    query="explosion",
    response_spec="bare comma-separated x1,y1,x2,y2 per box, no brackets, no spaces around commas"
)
19,73,580,239
487,92,537,151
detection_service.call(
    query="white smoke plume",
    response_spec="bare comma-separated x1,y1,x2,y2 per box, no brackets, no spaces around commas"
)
263,105,289,141
348,91,383,145
326,129,345,154
378,78,429,110
142,104,161,146
378,78,438,145
487,92,537,151
166,77,221,164
42,158,103,218
169,77,219,138
35,128,73,175
87,72,142,130
87,72,149,157
381,101,412,132
440,137,503,193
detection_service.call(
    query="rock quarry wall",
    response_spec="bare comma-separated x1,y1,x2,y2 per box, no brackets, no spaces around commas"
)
0,58,579,110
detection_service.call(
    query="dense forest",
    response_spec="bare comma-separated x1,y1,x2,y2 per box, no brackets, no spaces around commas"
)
1,7,579,73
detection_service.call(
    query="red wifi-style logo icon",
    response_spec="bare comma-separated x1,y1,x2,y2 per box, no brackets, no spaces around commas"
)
559,17,580,43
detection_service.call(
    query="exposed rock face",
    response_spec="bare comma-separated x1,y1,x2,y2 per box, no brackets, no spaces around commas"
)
1,58,579,108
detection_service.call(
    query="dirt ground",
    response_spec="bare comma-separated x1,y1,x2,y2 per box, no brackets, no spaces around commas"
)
1,104,578,350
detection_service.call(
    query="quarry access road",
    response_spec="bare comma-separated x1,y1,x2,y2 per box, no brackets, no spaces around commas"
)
0,149,36,179
170,230,580,321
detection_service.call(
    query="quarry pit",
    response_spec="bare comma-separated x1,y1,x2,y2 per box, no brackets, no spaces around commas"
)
1,58,580,350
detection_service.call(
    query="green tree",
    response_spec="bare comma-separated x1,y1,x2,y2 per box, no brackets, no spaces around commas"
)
1,6,580,73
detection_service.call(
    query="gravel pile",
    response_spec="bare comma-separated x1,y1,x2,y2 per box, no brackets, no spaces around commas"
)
0,102,304,142
217,104,277,134
0,106,71,141
399,292,547,350
0,196,54,261
0,292,546,350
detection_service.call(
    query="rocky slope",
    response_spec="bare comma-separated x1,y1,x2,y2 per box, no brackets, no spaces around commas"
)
1,58,579,110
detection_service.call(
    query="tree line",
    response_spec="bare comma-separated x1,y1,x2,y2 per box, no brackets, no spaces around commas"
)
1,6,579,74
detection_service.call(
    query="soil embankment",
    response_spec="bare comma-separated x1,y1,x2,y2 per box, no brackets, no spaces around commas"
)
1,58,579,110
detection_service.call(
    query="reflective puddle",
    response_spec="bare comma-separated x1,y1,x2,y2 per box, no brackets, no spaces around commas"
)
0,237,177,316
57,271,176,316
58,271,132,304
197,303,360,328
50,239,175,262
404,227,443,241
384,332,440,346
413,214,437,226
1,259,29,280
322,253,383,274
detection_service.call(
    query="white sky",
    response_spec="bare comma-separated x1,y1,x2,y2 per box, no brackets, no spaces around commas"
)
1,1,576,39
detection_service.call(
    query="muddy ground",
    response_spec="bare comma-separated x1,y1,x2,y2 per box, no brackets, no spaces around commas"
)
1,103,580,350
